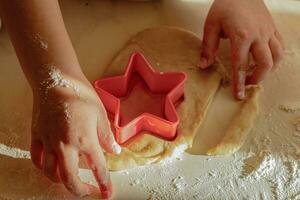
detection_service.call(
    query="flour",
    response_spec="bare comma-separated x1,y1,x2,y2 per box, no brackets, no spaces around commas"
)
294,117,300,132
42,66,80,96
158,144,187,164
123,170,129,175
33,34,48,51
61,102,71,122
279,103,300,113
40,66,81,104
251,153,276,180
112,141,122,154
171,176,187,192
293,131,300,139
0,143,30,159
129,179,140,186
2,101,298,200
121,104,300,200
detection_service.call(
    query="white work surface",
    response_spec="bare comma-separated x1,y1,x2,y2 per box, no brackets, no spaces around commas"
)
0,0,300,199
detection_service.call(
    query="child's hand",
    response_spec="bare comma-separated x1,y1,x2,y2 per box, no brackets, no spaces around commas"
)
30,77,121,198
199,0,284,100
0,0,121,198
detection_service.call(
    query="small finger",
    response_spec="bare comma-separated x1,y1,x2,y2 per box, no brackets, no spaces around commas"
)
269,37,284,67
30,139,43,169
274,30,285,49
84,144,112,199
42,151,60,183
247,41,273,85
231,39,251,100
198,20,221,69
57,146,92,197
97,108,121,154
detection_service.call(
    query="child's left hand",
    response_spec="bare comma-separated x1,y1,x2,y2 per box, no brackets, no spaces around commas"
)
198,0,284,100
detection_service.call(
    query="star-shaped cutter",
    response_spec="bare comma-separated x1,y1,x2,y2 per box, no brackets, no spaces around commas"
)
94,52,187,145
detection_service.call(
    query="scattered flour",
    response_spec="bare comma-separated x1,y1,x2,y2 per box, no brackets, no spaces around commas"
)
2,106,299,200
294,117,300,132
1,69,300,200
41,66,80,97
129,179,141,187
61,102,71,122
39,66,81,104
250,153,276,180
171,176,187,192
32,34,48,51
0,143,30,159
123,170,129,175
279,103,300,113
114,105,300,200
158,144,187,164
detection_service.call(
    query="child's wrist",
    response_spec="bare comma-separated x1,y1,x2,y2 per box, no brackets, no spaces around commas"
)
31,67,93,100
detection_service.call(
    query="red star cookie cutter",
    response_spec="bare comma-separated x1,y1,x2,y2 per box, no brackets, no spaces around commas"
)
94,52,187,145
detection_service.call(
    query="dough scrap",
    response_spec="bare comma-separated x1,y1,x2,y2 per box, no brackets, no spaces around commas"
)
103,27,222,171
207,86,261,156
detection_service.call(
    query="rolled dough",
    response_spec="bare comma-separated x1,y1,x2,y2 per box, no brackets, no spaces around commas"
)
207,86,261,156
102,27,260,171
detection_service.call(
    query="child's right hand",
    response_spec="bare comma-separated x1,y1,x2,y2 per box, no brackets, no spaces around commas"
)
30,77,121,198
199,0,284,100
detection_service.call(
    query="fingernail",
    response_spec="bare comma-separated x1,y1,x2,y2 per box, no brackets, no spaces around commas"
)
112,141,122,154
237,70,246,100
197,57,208,69
79,192,90,198
100,184,112,199
78,187,91,198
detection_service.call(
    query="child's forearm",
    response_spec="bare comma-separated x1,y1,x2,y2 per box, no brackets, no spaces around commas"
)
0,0,87,92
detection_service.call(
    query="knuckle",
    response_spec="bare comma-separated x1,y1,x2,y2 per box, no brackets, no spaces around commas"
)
261,59,273,69
275,30,283,39
63,179,86,197
78,136,92,150
234,28,250,43
274,52,283,64
276,48,284,60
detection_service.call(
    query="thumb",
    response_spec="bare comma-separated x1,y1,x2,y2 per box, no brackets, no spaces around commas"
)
198,20,221,69
97,106,122,155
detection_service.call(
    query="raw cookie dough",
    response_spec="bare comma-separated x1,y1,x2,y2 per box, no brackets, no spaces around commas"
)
103,27,222,171
103,27,260,170
207,86,261,156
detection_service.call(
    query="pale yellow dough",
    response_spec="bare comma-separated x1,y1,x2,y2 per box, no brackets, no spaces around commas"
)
103,27,222,170
103,27,260,171
207,86,261,156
